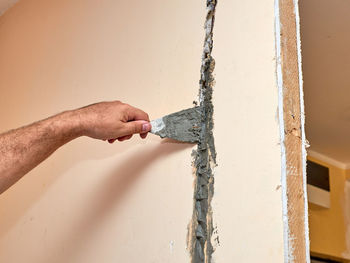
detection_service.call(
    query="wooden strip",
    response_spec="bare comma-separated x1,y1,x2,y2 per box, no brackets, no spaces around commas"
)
278,0,308,261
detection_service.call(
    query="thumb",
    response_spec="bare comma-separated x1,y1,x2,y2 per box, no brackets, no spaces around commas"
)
121,120,151,136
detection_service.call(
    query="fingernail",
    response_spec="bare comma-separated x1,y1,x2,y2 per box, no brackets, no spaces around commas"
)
142,123,151,132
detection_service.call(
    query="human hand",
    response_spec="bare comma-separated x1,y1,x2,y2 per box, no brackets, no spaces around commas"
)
76,101,151,143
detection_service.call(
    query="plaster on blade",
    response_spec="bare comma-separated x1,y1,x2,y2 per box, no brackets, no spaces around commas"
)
150,107,202,143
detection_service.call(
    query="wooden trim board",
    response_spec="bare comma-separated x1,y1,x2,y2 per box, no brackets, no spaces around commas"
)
275,0,310,262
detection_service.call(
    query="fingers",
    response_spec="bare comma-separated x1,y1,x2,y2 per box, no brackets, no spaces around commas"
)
108,132,147,144
140,132,148,139
107,135,133,144
121,120,151,137
117,135,133,141
125,104,150,121
107,103,152,143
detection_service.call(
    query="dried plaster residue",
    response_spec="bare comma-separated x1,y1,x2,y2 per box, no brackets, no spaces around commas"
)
188,0,217,262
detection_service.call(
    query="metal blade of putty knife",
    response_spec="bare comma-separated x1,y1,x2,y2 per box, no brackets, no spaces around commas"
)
150,106,202,143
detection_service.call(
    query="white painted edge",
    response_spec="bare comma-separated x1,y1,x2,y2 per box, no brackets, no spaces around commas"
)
274,1,291,262
293,0,311,261
307,149,349,170
307,184,330,208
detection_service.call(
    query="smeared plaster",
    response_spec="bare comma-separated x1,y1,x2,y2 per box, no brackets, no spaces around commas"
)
150,107,202,143
169,240,175,254
188,0,217,262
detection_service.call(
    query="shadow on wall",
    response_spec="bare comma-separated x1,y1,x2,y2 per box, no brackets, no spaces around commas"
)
39,139,192,263
0,137,135,238
0,135,190,234
0,138,192,262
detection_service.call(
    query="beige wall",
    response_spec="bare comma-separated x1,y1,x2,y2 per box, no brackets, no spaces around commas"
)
0,0,203,262
212,0,284,261
0,0,285,262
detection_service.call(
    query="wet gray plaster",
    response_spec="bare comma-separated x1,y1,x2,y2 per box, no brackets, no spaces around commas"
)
190,0,217,262
150,107,202,143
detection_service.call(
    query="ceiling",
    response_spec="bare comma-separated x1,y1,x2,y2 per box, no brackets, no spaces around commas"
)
300,0,350,164
0,0,18,16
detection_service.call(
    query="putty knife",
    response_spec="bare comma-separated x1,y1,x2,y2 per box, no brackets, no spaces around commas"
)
150,107,202,143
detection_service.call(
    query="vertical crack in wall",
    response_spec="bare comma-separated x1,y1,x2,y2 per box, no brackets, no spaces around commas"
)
188,0,217,262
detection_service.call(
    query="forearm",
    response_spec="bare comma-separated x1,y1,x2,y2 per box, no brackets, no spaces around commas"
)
0,101,151,195
0,110,82,194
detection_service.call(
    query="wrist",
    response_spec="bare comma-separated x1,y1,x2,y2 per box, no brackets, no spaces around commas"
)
51,110,85,141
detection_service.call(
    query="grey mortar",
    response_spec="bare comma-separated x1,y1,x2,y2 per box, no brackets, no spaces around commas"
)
189,0,217,262
150,106,202,143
